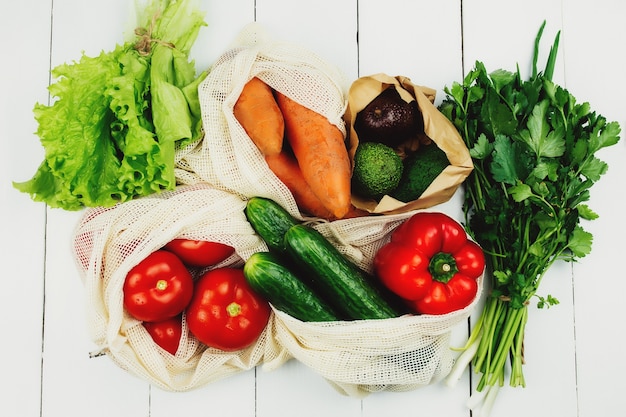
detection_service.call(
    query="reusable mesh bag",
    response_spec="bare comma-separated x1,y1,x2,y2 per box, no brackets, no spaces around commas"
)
175,22,348,221
71,183,281,391
262,212,484,397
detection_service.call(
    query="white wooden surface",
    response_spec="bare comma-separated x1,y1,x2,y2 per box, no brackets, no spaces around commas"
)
2,1,625,416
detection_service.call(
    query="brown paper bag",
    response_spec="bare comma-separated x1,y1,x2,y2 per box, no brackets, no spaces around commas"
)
344,73,473,214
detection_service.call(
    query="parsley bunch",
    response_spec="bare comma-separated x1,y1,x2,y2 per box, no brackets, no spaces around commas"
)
440,22,620,415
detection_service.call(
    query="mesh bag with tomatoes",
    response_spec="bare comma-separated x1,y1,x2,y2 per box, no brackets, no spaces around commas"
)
71,183,284,391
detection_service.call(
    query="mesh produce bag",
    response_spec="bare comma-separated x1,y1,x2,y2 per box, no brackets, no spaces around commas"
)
71,183,281,391
175,22,348,221
262,212,484,397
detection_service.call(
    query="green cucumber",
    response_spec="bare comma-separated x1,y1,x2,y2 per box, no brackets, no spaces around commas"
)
284,224,401,320
244,197,299,254
243,251,339,322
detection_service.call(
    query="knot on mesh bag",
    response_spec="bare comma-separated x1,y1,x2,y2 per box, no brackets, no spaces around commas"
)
71,183,286,391
263,212,484,397
175,22,349,220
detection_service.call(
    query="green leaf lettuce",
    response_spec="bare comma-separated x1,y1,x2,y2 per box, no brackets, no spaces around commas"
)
14,0,208,210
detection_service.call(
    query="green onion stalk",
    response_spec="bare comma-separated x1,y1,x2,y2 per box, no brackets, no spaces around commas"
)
438,21,620,416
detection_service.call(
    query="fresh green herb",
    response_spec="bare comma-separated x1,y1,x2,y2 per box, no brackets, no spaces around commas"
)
440,21,620,415
14,0,207,210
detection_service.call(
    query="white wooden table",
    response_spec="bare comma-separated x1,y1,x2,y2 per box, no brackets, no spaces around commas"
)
2,1,625,416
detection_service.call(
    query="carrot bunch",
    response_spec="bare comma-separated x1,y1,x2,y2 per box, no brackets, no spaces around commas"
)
234,77,356,220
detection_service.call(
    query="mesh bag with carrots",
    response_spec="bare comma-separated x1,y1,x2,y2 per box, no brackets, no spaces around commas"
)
261,213,483,397
175,22,353,221
71,183,285,391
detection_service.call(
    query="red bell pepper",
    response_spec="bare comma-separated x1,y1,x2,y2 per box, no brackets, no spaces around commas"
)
373,211,485,315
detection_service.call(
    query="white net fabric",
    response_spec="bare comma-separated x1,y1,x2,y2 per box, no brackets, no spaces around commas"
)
72,181,482,395
269,306,475,397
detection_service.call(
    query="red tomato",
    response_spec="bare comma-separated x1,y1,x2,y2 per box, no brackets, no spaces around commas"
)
164,239,235,268
186,267,271,352
123,250,194,322
143,316,183,355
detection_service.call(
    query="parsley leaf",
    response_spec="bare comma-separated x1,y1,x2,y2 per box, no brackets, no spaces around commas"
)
518,100,566,159
490,135,531,185
568,226,593,258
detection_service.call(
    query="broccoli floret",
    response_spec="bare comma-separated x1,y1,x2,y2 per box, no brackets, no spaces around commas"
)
391,143,449,202
352,142,403,199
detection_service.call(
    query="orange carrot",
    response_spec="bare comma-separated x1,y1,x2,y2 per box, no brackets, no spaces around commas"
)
233,77,284,156
265,151,336,220
274,91,352,219
342,205,370,219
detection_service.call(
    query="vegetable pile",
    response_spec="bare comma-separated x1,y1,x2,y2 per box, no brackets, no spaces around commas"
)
243,197,485,321
439,22,621,415
18,0,620,405
14,0,207,210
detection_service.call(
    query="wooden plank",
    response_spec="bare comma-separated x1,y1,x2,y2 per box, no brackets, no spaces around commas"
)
40,1,149,416
461,2,578,416
191,0,256,71
462,0,565,84
358,0,464,105
256,0,359,81
562,1,626,416
149,1,258,413
0,1,50,416
357,2,470,416
151,371,256,417
251,2,362,416
257,360,363,417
